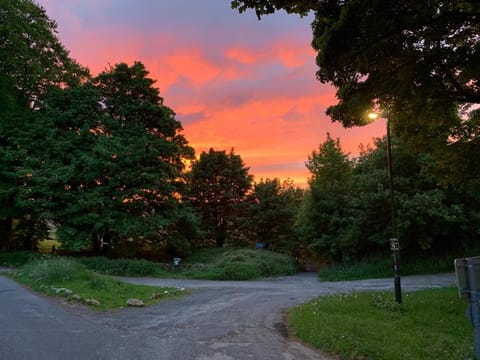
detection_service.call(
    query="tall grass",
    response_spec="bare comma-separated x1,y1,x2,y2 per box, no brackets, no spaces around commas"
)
318,254,458,281
22,256,87,283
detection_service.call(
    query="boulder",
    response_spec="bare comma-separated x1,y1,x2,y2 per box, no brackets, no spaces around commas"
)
126,298,145,307
53,287,73,296
84,298,101,306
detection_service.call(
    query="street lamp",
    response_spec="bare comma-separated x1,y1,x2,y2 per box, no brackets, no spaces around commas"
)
368,112,402,304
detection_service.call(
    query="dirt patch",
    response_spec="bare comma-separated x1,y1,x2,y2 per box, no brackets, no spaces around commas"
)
274,320,289,338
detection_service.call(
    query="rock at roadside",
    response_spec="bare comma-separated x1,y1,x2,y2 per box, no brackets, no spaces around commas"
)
84,298,101,306
127,298,145,307
53,287,73,296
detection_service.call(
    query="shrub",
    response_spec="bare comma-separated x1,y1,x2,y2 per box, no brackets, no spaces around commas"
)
0,251,40,267
194,249,297,280
206,262,261,280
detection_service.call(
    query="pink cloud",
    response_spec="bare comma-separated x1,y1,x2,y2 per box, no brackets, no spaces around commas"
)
225,47,266,65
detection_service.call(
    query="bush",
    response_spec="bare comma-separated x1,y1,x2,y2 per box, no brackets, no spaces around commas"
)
192,249,297,280
0,251,40,267
77,257,157,276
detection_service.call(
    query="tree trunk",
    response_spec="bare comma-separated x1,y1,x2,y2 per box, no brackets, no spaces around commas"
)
92,233,101,255
101,233,112,258
0,217,13,250
21,217,38,251
215,226,226,247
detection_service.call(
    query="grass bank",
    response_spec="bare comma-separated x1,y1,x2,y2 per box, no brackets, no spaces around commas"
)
12,257,185,311
289,287,472,360
77,248,298,280
1,248,298,280
180,248,298,280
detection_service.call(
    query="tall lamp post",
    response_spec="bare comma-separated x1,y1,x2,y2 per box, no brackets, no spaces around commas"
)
368,112,402,304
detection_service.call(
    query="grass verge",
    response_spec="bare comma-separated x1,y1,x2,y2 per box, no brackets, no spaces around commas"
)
12,257,185,311
289,287,472,360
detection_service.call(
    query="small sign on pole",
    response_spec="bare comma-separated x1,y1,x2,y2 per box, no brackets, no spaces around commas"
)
390,238,399,251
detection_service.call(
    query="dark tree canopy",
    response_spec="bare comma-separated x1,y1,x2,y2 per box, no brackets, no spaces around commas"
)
0,0,88,107
242,178,302,249
232,1,480,133
0,0,88,250
29,63,195,252
188,148,253,247
298,134,475,262
298,134,354,261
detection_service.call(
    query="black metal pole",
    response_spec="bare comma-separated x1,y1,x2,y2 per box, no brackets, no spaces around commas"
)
386,118,402,304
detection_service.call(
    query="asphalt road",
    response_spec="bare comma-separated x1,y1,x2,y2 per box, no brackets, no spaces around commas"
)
0,269,456,360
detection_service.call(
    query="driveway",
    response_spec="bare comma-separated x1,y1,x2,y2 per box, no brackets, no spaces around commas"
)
0,270,456,360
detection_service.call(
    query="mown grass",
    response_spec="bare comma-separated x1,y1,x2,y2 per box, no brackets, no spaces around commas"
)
318,255,456,281
12,257,185,311
37,239,62,253
289,287,473,360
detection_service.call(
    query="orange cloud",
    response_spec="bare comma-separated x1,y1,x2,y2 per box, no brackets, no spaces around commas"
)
164,51,221,87
181,89,385,188
271,42,315,68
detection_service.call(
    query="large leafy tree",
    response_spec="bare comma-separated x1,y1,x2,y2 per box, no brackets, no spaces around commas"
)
351,138,467,257
13,62,196,253
0,76,26,249
188,148,253,247
297,134,354,262
0,0,88,249
298,134,474,262
242,178,303,250
0,0,88,107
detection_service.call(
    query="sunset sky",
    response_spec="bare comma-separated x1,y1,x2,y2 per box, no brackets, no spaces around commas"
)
37,0,385,187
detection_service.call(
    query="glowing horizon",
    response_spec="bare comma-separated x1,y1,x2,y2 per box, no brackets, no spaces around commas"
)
37,0,385,188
